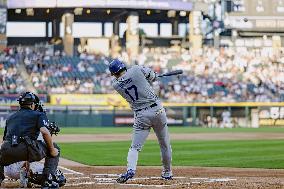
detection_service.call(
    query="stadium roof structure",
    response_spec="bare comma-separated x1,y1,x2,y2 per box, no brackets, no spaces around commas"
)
8,8,190,23
6,0,192,46
7,0,193,11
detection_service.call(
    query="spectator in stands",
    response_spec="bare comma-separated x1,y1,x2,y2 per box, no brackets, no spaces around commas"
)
2,45,284,102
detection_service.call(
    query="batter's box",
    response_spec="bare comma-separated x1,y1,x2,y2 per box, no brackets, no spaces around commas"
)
58,166,84,175
189,177,237,184
91,173,120,178
128,178,183,186
95,175,237,188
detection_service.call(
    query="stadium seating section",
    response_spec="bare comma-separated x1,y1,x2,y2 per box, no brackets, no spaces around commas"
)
1,47,284,102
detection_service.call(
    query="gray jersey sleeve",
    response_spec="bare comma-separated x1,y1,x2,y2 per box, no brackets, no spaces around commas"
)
140,66,157,82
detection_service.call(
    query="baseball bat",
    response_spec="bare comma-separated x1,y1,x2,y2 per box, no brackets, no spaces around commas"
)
157,70,183,77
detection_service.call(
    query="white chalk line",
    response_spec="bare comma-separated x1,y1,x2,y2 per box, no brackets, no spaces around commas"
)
130,177,184,181
94,176,237,187
97,182,115,185
205,178,237,183
65,173,236,188
92,173,120,177
93,178,116,183
190,177,209,180
190,181,201,184
68,176,91,180
65,181,97,187
3,174,238,188
58,166,84,175
119,183,176,187
91,173,185,180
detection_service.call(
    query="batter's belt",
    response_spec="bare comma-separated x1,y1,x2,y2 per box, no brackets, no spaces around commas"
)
135,103,157,112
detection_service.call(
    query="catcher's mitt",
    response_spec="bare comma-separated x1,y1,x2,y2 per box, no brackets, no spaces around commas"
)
35,100,60,136
46,122,60,136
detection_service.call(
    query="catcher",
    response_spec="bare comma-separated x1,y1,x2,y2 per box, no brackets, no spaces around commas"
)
0,92,61,189
4,121,65,188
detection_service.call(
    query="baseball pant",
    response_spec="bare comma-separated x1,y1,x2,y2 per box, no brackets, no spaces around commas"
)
0,140,60,181
127,106,172,172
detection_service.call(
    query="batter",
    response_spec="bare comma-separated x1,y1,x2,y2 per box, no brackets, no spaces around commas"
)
109,59,173,183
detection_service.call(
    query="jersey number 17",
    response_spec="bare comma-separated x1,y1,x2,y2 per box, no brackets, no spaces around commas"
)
125,85,139,101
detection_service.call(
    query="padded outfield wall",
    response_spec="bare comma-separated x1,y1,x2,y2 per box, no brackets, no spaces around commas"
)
1,93,284,127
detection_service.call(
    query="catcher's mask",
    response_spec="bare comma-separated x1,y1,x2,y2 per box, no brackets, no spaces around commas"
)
18,92,39,110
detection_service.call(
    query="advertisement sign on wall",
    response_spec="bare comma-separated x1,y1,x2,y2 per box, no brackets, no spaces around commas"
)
258,107,284,126
50,94,128,106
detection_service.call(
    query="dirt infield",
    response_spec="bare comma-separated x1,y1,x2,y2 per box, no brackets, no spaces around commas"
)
61,166,284,189
53,132,284,188
2,166,284,189
1,132,284,188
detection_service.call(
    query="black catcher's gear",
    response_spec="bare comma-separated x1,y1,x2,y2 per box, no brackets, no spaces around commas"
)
28,170,66,187
18,92,38,107
46,122,60,136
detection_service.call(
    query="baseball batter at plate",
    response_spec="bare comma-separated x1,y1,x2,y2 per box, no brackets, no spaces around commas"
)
109,59,173,183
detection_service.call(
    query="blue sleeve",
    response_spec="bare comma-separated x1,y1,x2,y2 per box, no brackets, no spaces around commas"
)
37,113,49,129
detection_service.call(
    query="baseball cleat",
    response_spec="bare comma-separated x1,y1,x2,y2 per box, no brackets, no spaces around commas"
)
116,169,135,183
161,170,173,180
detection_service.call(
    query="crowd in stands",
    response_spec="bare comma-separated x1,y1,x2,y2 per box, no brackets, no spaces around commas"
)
0,48,24,94
138,47,284,102
1,45,284,102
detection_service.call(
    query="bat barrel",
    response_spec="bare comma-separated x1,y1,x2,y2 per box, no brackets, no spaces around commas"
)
158,70,183,77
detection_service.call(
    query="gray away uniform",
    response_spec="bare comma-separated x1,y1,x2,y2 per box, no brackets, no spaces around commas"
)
112,65,172,172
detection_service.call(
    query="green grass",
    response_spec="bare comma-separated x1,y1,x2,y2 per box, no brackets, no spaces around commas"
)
58,126,284,134
59,139,284,169
1,126,283,135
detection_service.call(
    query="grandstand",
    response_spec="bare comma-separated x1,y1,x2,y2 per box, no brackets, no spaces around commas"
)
2,45,284,103
0,1,284,188
0,0,283,127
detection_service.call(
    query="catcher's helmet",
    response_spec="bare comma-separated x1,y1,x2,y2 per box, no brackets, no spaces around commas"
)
109,59,126,75
18,92,38,107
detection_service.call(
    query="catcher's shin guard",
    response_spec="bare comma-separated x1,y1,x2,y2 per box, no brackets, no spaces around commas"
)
29,169,66,187
54,170,66,187
41,174,59,189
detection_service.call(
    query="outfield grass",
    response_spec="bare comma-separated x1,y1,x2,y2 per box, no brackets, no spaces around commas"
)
60,139,284,169
58,126,284,134
1,127,283,135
